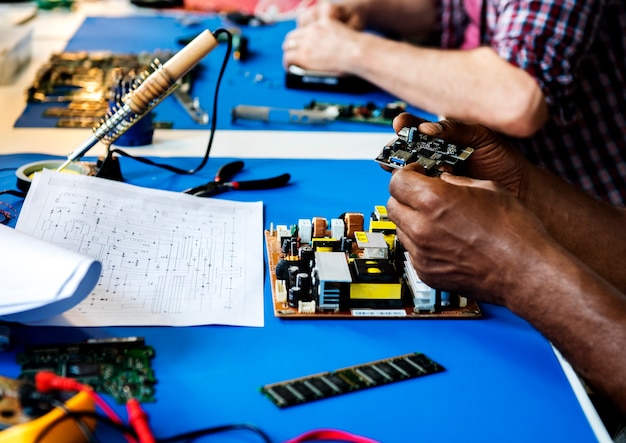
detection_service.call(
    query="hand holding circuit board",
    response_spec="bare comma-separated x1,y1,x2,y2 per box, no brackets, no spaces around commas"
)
375,125,474,175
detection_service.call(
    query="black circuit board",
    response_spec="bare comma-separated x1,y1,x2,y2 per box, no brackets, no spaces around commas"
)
375,126,474,175
260,352,444,408
17,336,156,404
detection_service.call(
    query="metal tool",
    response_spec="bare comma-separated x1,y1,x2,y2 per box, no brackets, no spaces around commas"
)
231,100,406,126
231,104,335,125
183,160,290,197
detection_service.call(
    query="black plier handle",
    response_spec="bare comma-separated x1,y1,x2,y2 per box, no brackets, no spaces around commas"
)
183,160,291,197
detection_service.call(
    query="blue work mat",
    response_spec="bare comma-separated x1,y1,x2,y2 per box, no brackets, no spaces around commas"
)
14,15,434,132
0,153,600,443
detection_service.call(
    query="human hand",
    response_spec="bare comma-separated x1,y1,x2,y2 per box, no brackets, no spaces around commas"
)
297,1,366,29
282,18,363,73
386,167,552,306
392,113,530,199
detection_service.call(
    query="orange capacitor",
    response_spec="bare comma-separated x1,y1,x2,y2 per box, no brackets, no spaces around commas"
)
344,212,364,238
312,217,327,238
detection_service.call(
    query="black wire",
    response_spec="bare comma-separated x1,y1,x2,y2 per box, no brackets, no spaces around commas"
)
157,423,274,443
109,28,233,175
0,189,26,198
35,408,273,443
1,169,26,201
50,400,98,443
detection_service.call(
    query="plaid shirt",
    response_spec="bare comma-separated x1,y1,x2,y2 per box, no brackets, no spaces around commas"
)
439,0,626,205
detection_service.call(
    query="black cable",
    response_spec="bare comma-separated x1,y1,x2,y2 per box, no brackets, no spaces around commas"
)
34,407,273,443
0,189,26,198
157,423,274,443
109,28,233,175
50,400,97,443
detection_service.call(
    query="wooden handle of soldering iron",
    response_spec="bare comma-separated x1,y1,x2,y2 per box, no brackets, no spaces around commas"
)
125,30,218,114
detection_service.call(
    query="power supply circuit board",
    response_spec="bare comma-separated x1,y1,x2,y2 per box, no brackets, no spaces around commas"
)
265,205,481,319
16,336,156,404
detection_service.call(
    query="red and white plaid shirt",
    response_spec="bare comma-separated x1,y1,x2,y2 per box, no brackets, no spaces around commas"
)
439,0,626,205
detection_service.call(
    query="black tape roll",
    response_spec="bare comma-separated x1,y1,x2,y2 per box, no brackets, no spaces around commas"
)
15,160,91,192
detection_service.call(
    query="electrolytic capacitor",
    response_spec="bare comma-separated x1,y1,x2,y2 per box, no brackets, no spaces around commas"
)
288,265,300,289
282,238,292,254
298,245,314,271
296,273,311,301
289,238,299,257
288,286,302,307
340,237,353,254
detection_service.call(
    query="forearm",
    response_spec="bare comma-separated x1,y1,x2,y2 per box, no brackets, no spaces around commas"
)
505,241,626,415
347,37,547,136
519,164,626,293
388,166,626,412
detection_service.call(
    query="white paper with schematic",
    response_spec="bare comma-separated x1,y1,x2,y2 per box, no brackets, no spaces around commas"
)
15,169,264,327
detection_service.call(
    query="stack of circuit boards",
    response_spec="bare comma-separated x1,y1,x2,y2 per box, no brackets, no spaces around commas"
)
26,51,203,128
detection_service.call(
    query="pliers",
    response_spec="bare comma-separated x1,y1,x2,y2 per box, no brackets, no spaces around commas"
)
183,160,290,197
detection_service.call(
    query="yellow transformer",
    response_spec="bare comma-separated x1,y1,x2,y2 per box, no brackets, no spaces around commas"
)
311,237,340,252
349,258,402,308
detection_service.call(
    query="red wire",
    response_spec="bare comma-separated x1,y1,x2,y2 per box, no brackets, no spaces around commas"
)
126,398,156,443
34,371,138,443
35,372,377,443
283,429,382,443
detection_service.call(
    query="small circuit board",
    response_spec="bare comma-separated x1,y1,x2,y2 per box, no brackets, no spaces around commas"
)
303,100,407,126
231,100,406,126
375,126,474,175
265,205,481,319
17,336,156,404
260,352,444,408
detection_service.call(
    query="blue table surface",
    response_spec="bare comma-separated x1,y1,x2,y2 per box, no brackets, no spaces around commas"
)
0,153,597,442
14,15,434,132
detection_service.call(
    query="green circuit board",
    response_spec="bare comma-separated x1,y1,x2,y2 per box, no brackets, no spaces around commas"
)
17,336,156,404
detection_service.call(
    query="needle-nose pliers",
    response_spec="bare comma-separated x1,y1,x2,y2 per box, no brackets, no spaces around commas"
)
183,160,290,197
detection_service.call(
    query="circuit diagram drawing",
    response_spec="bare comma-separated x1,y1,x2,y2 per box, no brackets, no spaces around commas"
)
16,170,264,327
